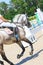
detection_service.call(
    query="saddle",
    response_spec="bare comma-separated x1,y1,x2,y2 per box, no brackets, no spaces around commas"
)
4,27,19,41
4,28,13,35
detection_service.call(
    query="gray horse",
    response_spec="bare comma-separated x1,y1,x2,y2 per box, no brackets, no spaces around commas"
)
0,14,33,65
0,26,33,65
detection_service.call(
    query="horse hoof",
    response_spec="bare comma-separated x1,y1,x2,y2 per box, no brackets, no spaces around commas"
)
17,54,21,59
10,62,14,65
29,51,33,55
0,61,4,65
17,54,23,59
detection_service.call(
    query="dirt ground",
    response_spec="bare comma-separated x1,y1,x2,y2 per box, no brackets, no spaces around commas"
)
0,30,43,65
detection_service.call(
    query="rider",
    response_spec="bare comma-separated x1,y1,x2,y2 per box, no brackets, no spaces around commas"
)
14,26,20,42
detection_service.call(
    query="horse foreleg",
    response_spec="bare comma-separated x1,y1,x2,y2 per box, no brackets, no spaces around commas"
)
17,41,25,59
22,37,34,55
0,44,14,65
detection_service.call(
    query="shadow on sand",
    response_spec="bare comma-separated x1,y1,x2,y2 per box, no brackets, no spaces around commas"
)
16,49,43,65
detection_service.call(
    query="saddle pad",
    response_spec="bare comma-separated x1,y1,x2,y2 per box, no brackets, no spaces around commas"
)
4,28,13,35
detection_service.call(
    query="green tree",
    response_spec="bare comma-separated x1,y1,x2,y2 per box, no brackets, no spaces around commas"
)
0,2,16,20
0,0,43,20
10,0,38,16
4,7,16,20
0,2,8,15
38,0,43,11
